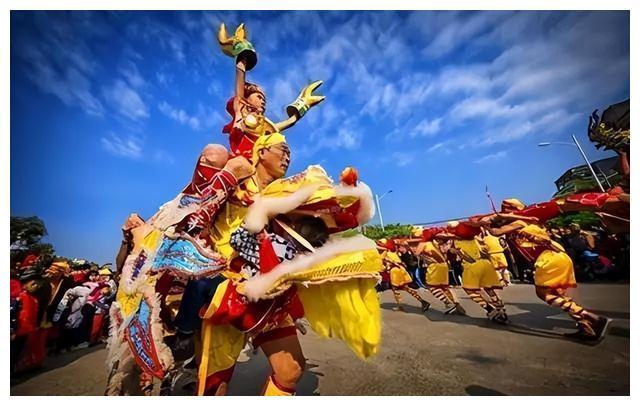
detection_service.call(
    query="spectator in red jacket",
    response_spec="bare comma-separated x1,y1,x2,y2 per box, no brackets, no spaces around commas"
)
11,269,44,374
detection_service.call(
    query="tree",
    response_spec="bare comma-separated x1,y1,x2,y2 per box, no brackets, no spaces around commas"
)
10,216,55,266
363,223,414,240
546,211,602,230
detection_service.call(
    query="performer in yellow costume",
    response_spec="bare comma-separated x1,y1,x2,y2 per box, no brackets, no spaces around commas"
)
377,239,431,313
197,134,382,396
414,230,466,316
490,199,611,342
443,223,507,324
481,230,511,286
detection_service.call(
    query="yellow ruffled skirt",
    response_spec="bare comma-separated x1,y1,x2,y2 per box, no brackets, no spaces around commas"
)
390,266,413,287
426,263,449,286
533,250,577,289
489,253,508,270
461,259,502,289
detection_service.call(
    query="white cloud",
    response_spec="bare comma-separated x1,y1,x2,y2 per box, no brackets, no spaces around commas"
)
269,76,297,121
427,141,453,155
423,12,511,58
331,128,361,150
102,80,149,121
421,11,630,148
119,60,146,89
450,97,512,121
157,101,225,133
19,40,104,116
436,65,492,95
391,152,415,167
156,71,174,87
158,101,200,130
196,103,225,131
207,80,222,96
113,11,628,156
101,133,143,159
128,18,188,63
474,150,508,164
412,118,442,137
153,150,176,165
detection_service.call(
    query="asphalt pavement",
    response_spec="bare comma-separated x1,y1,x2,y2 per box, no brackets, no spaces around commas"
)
10,282,630,396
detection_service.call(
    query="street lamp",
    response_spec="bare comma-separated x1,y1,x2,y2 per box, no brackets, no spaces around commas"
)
538,134,605,192
375,190,393,231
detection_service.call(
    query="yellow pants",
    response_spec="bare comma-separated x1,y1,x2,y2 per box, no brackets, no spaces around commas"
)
461,259,502,289
426,263,449,286
534,250,577,289
489,253,508,270
390,266,413,287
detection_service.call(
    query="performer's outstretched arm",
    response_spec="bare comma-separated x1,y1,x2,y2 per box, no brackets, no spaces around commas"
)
490,222,524,236
115,239,131,274
115,213,145,272
234,59,247,109
273,115,298,132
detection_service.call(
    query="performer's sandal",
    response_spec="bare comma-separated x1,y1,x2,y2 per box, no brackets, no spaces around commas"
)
590,316,612,342
564,317,611,343
444,303,466,316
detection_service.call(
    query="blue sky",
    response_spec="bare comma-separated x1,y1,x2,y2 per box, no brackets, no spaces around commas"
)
10,11,629,264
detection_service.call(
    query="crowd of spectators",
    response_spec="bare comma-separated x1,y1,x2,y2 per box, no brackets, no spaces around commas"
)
547,223,629,282
10,255,117,375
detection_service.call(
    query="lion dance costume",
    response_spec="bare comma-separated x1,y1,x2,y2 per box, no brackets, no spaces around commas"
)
106,23,383,396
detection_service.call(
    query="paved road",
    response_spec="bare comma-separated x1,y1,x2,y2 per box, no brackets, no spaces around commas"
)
11,283,629,396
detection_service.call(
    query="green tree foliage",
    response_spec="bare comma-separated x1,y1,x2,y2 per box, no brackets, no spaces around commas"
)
10,216,55,267
363,223,414,240
546,211,602,229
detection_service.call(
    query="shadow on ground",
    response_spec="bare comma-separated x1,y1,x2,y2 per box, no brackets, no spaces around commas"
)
170,348,320,396
380,300,628,345
10,344,106,387
465,385,507,395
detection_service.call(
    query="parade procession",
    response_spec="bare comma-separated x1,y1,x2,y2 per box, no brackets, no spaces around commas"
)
8,8,632,398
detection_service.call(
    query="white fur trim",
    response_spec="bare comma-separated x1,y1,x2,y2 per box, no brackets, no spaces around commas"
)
243,234,377,301
243,180,375,233
243,185,321,233
335,181,375,225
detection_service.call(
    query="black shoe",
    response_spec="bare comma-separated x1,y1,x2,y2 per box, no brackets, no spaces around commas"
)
591,316,612,342
484,304,498,319
564,329,593,341
421,301,431,313
159,381,173,396
564,324,598,342
565,317,611,343
492,311,510,325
